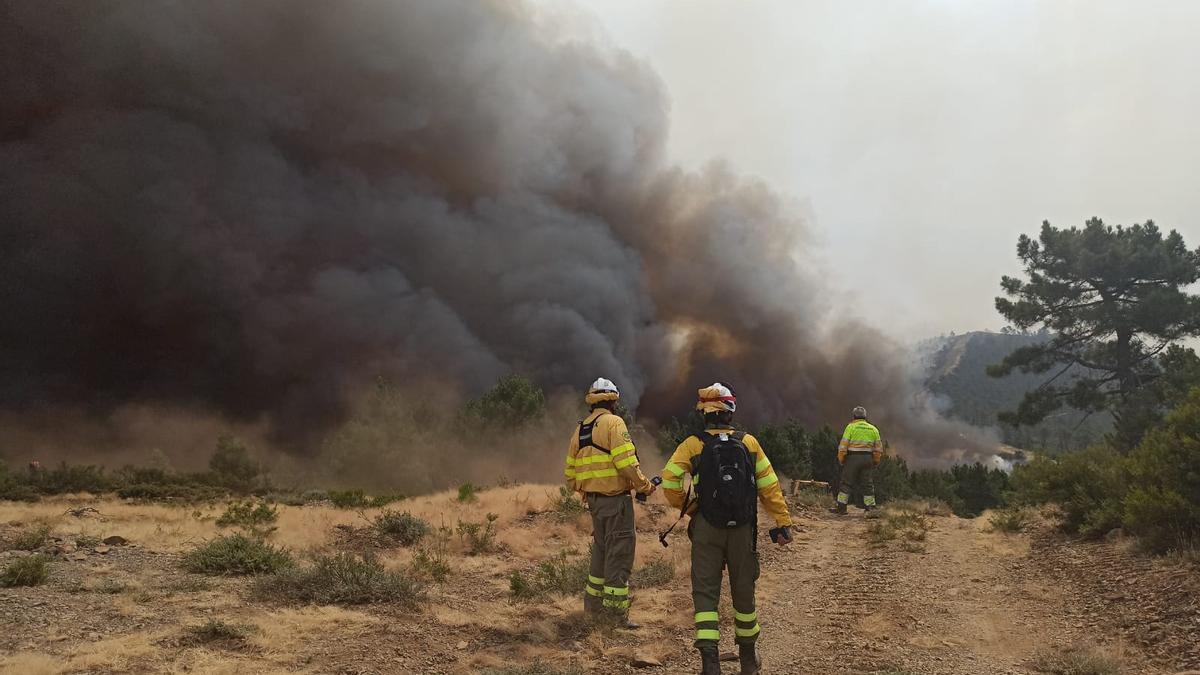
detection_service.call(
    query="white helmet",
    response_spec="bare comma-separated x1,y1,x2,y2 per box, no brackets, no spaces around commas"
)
586,377,620,405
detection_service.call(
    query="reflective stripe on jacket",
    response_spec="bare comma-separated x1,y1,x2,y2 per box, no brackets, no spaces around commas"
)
838,419,883,463
660,428,793,527
565,410,652,496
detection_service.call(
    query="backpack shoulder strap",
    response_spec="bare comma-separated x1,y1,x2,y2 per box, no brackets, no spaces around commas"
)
579,412,611,453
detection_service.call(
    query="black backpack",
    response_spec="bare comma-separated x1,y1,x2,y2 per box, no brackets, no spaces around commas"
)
694,431,757,528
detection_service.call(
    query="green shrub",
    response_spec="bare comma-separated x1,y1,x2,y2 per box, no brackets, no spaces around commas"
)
374,511,429,546
461,374,546,427
1011,447,1127,537
989,507,1030,534
509,570,540,600
182,534,293,576
549,486,586,521
328,489,369,509
254,551,423,607
216,501,279,529
35,463,114,494
11,524,51,551
412,543,452,583
457,482,480,503
1,555,50,587
1122,393,1200,553
118,482,226,502
457,513,499,555
755,420,813,479
635,557,675,587
300,489,328,503
209,435,260,491
534,550,588,596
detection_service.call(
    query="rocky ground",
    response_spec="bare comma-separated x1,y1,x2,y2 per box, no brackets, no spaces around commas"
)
0,488,1196,674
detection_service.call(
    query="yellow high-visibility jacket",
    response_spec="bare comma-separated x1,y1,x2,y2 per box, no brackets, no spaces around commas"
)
660,428,793,527
838,419,883,464
565,410,653,496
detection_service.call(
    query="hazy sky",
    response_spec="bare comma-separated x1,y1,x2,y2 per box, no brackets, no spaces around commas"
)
555,0,1200,340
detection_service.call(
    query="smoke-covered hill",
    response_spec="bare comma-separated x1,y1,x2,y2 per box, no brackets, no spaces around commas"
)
920,331,1110,452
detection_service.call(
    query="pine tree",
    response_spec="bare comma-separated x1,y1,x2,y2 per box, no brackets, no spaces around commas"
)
990,219,1200,449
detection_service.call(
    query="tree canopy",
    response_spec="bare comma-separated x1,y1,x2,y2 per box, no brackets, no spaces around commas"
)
990,219,1200,447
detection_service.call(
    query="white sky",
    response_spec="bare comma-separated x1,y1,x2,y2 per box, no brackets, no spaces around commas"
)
554,0,1200,340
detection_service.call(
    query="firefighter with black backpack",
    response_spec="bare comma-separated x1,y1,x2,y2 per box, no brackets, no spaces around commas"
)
661,383,793,675
565,378,656,627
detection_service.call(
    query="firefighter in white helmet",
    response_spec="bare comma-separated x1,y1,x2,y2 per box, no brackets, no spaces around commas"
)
564,378,655,627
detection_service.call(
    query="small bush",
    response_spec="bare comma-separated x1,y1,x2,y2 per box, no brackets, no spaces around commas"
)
181,619,256,647
866,508,929,551
11,525,51,551
1,555,50,587
300,489,328,503
209,436,261,491
374,511,429,546
790,487,834,510
535,550,588,596
328,489,369,509
411,526,453,582
457,513,499,555
216,501,279,529
368,493,405,508
457,482,480,503
75,534,101,549
182,534,293,576
35,463,115,494
254,551,423,607
989,507,1030,534
635,557,675,587
509,570,540,600
1032,644,1121,675
549,486,587,521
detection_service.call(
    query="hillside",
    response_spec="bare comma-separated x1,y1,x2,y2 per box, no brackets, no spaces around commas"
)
1,488,1196,674
921,331,1111,453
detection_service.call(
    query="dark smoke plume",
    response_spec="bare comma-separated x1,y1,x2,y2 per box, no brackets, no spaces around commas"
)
0,0,994,462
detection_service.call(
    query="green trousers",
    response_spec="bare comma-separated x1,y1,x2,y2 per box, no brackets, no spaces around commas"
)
584,493,635,614
837,452,876,507
689,514,761,648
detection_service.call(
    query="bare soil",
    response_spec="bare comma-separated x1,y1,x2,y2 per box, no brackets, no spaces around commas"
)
0,488,1195,674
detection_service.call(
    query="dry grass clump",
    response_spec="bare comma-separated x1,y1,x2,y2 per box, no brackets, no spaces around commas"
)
10,524,52,551
791,487,834,510
253,551,424,607
634,557,675,587
326,489,404,509
480,659,585,675
182,534,293,575
410,527,453,582
1,554,50,587
866,507,930,552
374,510,429,546
1031,644,1122,675
179,619,257,648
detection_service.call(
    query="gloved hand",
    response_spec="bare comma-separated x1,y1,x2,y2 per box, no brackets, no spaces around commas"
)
768,526,793,546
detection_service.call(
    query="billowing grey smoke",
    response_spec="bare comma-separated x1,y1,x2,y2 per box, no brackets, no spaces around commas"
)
0,0,993,461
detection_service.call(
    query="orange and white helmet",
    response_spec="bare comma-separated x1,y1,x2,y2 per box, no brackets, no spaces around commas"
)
585,377,620,405
696,382,737,414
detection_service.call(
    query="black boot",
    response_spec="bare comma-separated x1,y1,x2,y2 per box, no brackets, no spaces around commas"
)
738,644,761,675
698,646,721,675
828,502,847,515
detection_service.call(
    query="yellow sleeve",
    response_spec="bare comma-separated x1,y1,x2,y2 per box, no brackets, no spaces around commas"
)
564,425,580,492
744,435,793,527
605,417,651,493
837,424,850,463
661,438,699,513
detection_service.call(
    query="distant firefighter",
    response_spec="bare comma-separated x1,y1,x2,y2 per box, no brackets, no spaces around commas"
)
832,406,884,514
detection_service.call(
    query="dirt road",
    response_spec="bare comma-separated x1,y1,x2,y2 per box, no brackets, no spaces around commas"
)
734,507,1172,675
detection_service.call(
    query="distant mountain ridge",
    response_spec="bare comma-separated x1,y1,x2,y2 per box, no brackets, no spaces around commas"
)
920,330,1110,453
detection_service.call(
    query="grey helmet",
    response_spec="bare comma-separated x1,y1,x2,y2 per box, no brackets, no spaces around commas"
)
852,406,868,419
